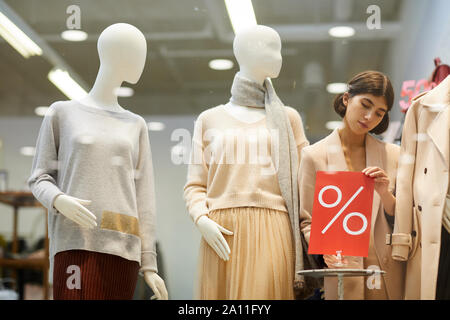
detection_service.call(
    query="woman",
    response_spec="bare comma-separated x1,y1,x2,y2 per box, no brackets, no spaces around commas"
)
299,71,405,300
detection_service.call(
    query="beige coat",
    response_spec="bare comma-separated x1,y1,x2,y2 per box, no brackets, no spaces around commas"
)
391,75,450,300
299,129,405,299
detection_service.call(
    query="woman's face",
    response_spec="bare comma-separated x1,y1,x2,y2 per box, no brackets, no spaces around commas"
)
342,93,388,134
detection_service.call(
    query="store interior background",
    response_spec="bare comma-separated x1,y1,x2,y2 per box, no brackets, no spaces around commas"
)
0,0,449,299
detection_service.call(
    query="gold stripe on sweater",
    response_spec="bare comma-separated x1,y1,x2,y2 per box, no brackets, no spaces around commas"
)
100,211,140,237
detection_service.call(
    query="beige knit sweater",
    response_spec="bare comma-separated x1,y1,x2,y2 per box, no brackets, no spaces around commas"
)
184,104,309,223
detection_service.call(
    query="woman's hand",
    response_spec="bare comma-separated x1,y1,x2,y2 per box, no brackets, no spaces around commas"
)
362,166,396,216
362,166,390,197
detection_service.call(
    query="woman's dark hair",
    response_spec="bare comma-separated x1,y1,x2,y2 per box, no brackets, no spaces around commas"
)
333,70,394,135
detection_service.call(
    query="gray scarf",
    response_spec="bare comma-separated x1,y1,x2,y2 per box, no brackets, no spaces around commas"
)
230,72,305,286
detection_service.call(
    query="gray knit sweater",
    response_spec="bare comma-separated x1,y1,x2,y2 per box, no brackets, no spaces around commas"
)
27,100,157,273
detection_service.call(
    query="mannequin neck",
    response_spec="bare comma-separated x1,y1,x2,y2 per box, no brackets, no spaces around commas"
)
239,68,267,86
82,65,124,111
226,68,268,121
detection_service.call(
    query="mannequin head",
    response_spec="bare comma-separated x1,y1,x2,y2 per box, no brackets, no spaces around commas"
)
97,23,147,84
233,25,282,85
334,71,394,135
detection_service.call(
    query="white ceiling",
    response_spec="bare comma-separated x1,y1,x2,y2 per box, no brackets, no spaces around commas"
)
0,0,404,138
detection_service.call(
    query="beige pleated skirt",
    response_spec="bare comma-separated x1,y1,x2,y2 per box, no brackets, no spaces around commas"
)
195,207,295,300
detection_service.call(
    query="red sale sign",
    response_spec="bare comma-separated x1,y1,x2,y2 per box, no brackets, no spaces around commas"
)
308,171,375,257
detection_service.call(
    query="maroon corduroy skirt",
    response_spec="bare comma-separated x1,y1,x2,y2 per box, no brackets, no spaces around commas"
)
53,249,139,300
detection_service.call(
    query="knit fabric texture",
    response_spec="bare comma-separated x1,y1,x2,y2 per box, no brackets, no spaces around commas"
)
28,100,158,275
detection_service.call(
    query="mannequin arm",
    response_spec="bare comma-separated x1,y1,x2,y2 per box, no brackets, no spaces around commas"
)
53,194,97,228
27,103,65,211
135,119,159,273
184,115,233,260
298,147,316,244
143,271,168,300
196,215,233,261
183,115,210,223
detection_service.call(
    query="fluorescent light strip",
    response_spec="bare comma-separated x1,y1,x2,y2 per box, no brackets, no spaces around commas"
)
224,0,257,34
0,11,42,58
48,68,87,100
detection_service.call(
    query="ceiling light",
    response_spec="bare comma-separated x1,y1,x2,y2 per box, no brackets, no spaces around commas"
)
0,11,42,58
114,87,134,97
209,59,234,70
328,26,355,38
20,146,35,157
147,122,165,131
61,30,88,42
35,106,49,116
325,121,343,130
224,0,257,34
48,68,87,100
326,83,348,94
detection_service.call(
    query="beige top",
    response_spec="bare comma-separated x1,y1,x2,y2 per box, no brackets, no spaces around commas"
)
184,104,309,223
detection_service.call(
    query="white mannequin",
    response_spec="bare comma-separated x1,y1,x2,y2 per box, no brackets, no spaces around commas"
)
196,25,283,260
53,23,168,300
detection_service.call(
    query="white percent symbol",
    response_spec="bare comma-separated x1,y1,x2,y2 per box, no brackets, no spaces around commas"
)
319,185,368,236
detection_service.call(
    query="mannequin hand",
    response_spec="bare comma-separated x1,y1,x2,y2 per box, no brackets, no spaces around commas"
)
362,166,390,197
196,215,233,261
53,194,97,228
143,271,168,300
